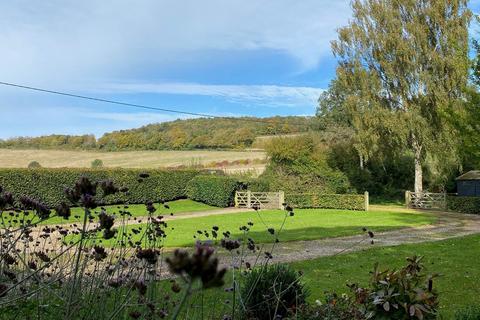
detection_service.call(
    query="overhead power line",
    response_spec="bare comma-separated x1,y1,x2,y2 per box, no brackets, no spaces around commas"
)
0,81,313,128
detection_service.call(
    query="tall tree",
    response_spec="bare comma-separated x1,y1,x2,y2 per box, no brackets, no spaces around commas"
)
330,0,471,192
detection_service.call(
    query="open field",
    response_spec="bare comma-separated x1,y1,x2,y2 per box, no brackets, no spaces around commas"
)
0,148,266,169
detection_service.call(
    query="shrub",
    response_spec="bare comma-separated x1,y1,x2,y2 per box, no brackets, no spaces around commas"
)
286,193,366,211
454,305,480,320
241,264,308,320
91,159,104,168
27,161,42,169
243,177,270,192
261,134,353,195
261,164,352,195
447,196,480,214
351,256,438,320
186,175,241,207
0,168,199,207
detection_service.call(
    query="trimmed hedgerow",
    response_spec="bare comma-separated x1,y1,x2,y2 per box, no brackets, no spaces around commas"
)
241,178,270,192
286,193,366,211
447,196,480,214
187,175,241,207
0,168,199,207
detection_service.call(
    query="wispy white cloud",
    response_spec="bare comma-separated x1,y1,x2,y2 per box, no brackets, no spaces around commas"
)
102,82,324,107
0,1,345,138
0,0,351,85
82,111,188,123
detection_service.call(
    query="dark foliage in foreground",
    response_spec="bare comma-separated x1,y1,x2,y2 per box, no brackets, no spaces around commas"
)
0,175,303,319
241,264,308,320
300,256,439,320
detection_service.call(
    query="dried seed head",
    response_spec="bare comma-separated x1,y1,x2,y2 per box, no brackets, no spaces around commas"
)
221,239,240,251
55,202,71,220
136,248,159,265
92,246,108,261
19,196,50,219
99,211,115,230
0,191,14,210
145,201,156,214
80,194,97,209
99,179,119,196
166,244,226,288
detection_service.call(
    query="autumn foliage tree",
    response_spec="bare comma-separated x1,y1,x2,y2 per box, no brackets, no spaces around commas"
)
329,0,471,193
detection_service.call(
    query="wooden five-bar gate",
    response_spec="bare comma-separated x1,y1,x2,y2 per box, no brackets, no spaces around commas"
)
235,191,284,210
405,191,446,210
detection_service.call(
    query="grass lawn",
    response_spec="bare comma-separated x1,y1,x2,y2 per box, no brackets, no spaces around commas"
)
0,199,216,227
291,234,480,318
94,207,436,247
172,234,480,319
5,234,478,319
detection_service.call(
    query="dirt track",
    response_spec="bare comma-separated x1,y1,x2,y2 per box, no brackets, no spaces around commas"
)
261,209,480,264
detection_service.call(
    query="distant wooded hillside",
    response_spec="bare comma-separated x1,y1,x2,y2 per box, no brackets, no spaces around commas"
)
0,116,316,151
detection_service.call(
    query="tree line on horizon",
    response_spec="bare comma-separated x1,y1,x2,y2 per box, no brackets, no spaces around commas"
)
0,116,316,151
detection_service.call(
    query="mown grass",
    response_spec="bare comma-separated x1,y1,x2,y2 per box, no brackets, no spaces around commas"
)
290,233,480,319
0,199,216,227
5,234,478,319
93,208,436,247
176,234,480,319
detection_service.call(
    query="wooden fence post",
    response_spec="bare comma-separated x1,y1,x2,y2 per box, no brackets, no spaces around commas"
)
247,190,251,209
278,191,285,209
443,192,447,210
234,191,238,208
405,191,411,208
364,191,369,211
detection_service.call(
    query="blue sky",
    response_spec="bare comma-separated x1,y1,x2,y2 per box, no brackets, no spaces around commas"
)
0,0,479,139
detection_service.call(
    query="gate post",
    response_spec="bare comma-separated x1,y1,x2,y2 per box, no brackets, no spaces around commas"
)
247,190,251,209
278,191,285,209
234,191,239,208
364,191,369,211
405,191,411,208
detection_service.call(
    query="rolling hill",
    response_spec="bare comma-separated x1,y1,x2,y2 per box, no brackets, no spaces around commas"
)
0,116,317,151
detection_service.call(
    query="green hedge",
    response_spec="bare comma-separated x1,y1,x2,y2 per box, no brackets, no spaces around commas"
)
286,193,366,211
447,196,480,214
0,168,199,207
187,175,241,207
242,178,270,192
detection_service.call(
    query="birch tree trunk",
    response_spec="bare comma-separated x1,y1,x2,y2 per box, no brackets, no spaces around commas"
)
413,139,423,193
